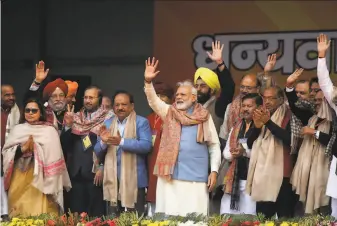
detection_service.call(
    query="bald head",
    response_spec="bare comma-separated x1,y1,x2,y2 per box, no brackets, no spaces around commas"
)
1,84,16,109
239,74,260,97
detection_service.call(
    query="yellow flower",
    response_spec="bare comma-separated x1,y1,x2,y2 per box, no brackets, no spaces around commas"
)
159,221,170,226
148,222,159,226
280,222,289,226
141,220,152,225
33,219,44,225
26,219,34,225
132,224,138,226
11,218,20,223
265,221,275,226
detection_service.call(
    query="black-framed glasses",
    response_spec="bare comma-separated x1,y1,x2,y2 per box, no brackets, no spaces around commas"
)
25,108,39,114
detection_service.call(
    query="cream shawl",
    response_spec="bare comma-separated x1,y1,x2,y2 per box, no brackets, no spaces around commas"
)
2,123,72,212
246,104,288,202
290,99,332,213
103,111,138,208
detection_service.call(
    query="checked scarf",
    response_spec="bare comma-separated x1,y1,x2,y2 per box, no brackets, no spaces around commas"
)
289,99,316,154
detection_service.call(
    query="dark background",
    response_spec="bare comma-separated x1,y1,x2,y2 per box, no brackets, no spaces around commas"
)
1,0,154,115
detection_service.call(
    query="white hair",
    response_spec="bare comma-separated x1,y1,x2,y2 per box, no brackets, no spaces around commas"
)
176,80,197,96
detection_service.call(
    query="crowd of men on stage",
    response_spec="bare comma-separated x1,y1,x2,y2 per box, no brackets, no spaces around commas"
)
0,34,336,221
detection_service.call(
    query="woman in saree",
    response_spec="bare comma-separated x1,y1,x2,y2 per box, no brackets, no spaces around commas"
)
2,98,71,217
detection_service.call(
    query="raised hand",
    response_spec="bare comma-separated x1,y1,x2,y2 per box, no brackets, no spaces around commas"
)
64,104,75,127
286,68,304,88
317,33,331,58
264,54,277,73
35,61,50,83
21,135,34,153
144,57,160,82
206,40,224,65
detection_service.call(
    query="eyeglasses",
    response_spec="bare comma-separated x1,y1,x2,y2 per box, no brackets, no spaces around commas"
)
240,85,257,91
25,108,39,114
83,96,99,101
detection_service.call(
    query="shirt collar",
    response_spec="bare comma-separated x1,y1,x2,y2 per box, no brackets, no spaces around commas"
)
117,116,128,125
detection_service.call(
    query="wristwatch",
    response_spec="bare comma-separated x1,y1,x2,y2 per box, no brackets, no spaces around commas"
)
217,61,225,68
314,130,320,139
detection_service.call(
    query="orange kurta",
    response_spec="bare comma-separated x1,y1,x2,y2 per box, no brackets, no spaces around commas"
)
146,112,163,203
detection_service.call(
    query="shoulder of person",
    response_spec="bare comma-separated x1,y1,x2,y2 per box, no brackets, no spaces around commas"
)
104,116,114,125
135,115,150,126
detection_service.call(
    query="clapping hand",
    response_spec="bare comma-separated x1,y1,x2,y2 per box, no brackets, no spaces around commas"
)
35,61,49,83
99,125,111,143
253,108,270,128
107,130,122,146
144,57,160,83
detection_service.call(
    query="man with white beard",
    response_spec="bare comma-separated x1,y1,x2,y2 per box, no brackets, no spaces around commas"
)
143,57,221,216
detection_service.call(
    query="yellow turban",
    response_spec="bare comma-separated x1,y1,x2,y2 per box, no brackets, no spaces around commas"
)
194,67,220,93
65,80,78,97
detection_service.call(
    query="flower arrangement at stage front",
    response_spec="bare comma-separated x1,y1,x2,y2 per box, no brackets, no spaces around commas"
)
0,212,336,226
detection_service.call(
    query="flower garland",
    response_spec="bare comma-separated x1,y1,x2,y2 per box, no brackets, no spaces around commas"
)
0,212,336,226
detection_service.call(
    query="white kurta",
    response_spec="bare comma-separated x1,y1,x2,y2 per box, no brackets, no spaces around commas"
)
220,128,256,215
144,82,221,216
317,57,337,218
155,178,209,216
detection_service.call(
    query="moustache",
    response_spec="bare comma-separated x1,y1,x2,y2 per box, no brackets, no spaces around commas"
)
118,110,125,113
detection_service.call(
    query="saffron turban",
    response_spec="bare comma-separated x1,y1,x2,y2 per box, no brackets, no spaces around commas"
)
43,78,68,100
153,81,174,100
65,80,79,97
194,67,221,93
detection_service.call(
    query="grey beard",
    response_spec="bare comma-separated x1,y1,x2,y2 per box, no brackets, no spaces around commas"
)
48,100,66,112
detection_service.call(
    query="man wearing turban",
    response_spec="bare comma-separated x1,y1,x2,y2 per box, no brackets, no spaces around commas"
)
146,81,174,217
194,41,235,135
28,61,69,132
65,80,79,109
